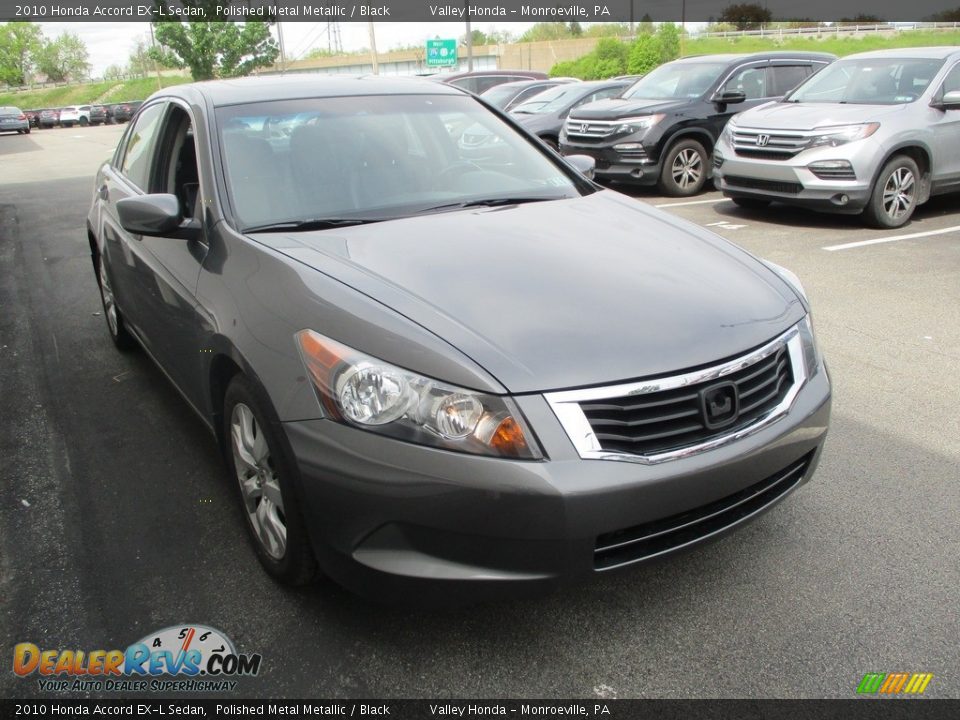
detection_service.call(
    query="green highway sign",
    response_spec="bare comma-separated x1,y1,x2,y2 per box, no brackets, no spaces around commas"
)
426,39,458,68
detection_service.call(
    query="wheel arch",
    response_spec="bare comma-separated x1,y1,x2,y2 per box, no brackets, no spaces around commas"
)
873,143,933,205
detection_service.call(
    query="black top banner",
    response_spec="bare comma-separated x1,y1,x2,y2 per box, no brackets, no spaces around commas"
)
2,0,960,23
4,700,960,719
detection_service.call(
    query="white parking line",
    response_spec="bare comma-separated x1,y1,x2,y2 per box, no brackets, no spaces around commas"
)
655,198,727,208
823,225,960,252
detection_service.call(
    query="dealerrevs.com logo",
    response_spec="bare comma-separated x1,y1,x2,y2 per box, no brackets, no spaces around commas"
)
13,624,261,693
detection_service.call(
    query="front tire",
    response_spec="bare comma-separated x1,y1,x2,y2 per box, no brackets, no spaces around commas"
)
79,117,89,127
863,155,919,229
223,375,318,585
96,254,136,351
658,139,708,197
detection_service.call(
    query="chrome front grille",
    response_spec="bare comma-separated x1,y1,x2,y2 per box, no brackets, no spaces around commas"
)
564,118,621,140
732,128,811,160
545,326,807,465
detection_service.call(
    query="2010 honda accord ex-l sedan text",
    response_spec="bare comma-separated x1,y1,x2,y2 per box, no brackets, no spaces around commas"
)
87,76,831,601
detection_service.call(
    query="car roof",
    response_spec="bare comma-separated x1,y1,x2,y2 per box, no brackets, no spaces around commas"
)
673,51,836,64
840,46,960,60
150,74,467,107
436,69,547,81
488,79,570,91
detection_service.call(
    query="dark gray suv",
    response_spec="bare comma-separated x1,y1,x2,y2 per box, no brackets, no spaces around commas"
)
87,76,831,600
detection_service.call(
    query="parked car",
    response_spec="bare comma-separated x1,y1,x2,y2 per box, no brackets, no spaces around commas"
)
0,106,30,134
713,47,960,228
59,105,92,127
87,76,830,600
479,78,579,112
434,69,548,95
111,101,143,123
560,52,835,196
511,79,634,150
89,105,109,126
24,109,41,128
38,109,59,128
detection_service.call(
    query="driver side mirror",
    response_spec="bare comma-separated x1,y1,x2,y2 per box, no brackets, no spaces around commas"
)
565,154,596,180
713,90,747,106
117,194,201,241
935,90,960,110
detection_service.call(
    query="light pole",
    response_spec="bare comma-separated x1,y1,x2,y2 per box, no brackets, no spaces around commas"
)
367,22,379,75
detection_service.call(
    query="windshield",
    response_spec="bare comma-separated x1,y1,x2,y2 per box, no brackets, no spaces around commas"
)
216,94,583,230
512,85,590,114
787,58,945,104
621,62,728,100
480,84,522,109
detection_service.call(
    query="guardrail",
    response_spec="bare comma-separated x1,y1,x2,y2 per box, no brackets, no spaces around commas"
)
692,21,960,39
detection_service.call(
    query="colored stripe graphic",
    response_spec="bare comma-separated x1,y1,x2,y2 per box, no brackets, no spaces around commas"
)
858,673,933,695
857,673,885,694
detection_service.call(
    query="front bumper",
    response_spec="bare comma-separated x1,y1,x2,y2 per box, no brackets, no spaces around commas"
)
560,140,662,186
284,365,831,601
713,138,881,213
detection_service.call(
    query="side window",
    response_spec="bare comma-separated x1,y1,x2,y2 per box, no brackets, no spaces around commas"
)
770,66,812,96
515,86,547,104
941,63,960,94
120,103,166,190
592,86,625,102
723,66,768,99
474,76,506,94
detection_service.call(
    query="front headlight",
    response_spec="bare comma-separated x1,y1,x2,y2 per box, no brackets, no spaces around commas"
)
807,122,879,150
797,315,822,378
296,330,542,460
615,113,665,134
722,116,738,146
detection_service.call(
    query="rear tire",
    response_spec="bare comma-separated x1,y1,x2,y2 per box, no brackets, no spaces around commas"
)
862,155,919,229
223,375,318,586
658,139,708,197
732,197,770,210
96,253,136,352
79,117,88,127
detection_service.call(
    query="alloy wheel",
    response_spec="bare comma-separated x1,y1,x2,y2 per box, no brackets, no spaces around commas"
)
882,167,915,221
231,403,287,560
671,148,703,191
99,260,118,336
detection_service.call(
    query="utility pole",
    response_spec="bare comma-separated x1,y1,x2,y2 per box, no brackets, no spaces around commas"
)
465,1,473,71
148,24,162,91
277,22,287,74
367,22,379,74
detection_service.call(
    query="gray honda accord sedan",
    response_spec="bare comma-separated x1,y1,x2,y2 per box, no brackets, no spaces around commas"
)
87,76,830,600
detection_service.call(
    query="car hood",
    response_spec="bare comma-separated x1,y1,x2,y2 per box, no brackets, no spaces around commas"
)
735,100,907,130
569,97,690,120
253,191,804,394
512,112,562,134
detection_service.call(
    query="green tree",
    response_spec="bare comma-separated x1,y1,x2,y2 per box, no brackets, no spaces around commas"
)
460,29,489,46
104,64,127,81
569,22,584,37
519,23,573,42
656,23,680,63
0,22,44,86
627,34,662,75
718,3,773,30
152,6,278,80
592,37,628,76
36,32,90,83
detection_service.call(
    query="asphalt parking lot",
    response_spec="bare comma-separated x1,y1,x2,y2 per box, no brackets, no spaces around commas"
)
2,124,958,699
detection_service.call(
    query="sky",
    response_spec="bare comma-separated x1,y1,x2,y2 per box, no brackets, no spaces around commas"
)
38,22,544,77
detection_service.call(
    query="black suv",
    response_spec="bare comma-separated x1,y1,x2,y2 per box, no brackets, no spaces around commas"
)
560,52,835,196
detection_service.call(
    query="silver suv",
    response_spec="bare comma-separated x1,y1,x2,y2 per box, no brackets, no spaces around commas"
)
713,47,960,228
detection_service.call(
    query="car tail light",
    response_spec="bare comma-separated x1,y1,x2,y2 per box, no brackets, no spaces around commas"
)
18,114,26,121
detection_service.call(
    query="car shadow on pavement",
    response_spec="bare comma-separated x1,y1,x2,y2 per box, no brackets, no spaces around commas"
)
0,133,40,156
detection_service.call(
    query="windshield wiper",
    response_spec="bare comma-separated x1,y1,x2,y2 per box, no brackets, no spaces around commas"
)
243,217,383,233
419,197,562,214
